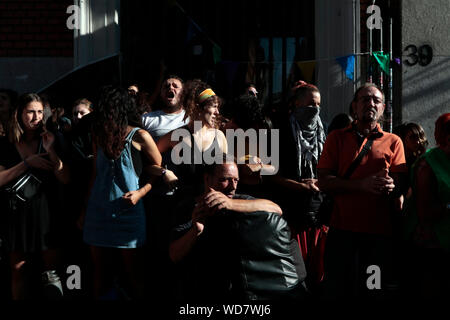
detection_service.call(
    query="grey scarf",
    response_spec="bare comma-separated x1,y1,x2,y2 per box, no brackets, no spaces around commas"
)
289,106,326,179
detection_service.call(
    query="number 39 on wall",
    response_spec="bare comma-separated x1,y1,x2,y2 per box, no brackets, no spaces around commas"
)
403,45,433,66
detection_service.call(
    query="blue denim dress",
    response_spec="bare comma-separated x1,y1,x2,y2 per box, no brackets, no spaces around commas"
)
83,127,145,248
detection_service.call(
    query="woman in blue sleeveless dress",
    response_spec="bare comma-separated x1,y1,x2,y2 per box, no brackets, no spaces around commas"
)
82,86,162,299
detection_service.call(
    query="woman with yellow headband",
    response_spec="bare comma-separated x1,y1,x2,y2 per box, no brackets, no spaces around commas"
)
157,79,227,152
156,79,228,198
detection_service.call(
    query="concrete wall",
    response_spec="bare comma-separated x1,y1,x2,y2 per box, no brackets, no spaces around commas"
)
74,0,121,69
315,0,360,125
402,0,450,147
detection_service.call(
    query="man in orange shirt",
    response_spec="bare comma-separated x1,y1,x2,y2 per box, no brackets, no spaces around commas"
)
317,83,408,298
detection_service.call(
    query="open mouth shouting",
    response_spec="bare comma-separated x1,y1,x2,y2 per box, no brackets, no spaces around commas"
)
167,91,175,99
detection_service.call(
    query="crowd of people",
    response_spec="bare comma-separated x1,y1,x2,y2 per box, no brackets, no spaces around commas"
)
0,77,449,301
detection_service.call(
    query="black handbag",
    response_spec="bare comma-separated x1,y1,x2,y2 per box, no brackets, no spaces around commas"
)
5,171,43,203
5,140,44,208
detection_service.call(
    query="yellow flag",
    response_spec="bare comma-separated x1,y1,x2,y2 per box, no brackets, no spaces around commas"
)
296,61,316,83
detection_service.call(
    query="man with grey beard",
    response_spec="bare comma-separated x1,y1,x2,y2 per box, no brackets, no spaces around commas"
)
317,83,408,299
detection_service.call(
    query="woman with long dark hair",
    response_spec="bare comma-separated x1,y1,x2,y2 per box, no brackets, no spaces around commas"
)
0,93,69,299
82,86,162,299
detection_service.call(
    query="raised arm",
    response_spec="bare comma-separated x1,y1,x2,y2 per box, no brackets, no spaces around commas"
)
169,203,212,263
41,129,70,184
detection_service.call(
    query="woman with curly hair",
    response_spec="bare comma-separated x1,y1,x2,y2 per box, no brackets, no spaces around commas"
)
157,79,228,196
182,79,228,139
82,86,162,299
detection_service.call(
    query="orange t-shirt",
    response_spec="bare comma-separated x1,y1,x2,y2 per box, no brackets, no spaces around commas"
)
317,123,407,235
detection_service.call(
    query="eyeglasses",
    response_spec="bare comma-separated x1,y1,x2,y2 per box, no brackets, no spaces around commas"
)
358,95,384,105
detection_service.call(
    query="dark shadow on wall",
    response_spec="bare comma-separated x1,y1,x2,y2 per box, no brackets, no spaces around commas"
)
120,0,316,110
402,58,450,110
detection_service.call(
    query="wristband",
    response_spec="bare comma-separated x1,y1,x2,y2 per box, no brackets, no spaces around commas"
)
23,159,30,168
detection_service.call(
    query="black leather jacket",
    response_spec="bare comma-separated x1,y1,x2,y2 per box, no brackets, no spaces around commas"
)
171,194,308,301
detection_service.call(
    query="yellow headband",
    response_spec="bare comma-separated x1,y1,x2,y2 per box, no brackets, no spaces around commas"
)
198,88,216,103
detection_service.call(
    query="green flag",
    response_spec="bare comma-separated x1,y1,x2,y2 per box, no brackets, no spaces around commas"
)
372,51,390,74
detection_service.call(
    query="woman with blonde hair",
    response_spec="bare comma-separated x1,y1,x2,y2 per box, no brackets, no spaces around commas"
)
0,93,69,299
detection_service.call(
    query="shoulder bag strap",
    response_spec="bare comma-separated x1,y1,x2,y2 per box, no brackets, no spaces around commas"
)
342,132,382,179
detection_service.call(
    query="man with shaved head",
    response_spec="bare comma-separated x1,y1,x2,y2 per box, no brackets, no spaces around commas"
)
169,159,308,301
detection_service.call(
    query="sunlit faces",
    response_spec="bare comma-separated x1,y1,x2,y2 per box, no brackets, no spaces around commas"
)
295,91,321,108
72,103,91,125
161,78,183,109
201,101,220,128
353,86,385,123
22,101,44,131
208,163,239,198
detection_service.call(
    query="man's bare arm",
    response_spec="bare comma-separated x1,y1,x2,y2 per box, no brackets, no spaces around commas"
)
202,188,282,215
169,204,211,263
